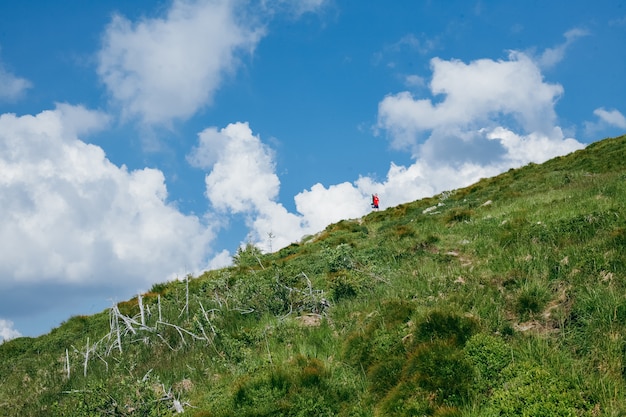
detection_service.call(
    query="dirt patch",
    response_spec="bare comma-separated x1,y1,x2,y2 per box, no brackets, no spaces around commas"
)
295,314,322,327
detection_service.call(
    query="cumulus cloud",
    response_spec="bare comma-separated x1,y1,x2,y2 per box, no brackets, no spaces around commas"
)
189,122,374,251
189,122,280,213
294,182,370,231
378,52,564,152
97,0,264,125
0,104,218,329
0,59,32,101
189,122,301,248
0,318,21,342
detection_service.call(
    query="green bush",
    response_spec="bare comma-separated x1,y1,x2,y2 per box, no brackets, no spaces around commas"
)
413,310,478,347
377,380,433,417
233,243,264,268
367,355,404,399
463,333,511,392
295,356,327,387
51,377,174,417
403,340,475,406
329,272,368,301
482,362,593,417
323,243,356,272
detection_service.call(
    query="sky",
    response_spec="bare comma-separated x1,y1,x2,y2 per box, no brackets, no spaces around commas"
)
0,0,625,341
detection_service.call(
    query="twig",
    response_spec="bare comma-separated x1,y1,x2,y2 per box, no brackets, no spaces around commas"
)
198,301,216,335
156,321,205,343
138,293,145,326
65,348,70,379
158,294,162,323
84,337,90,377
233,307,255,314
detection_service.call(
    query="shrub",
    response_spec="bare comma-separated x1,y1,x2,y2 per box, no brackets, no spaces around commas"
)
463,333,511,392
342,333,372,369
329,272,368,301
403,340,475,406
482,362,593,417
378,299,415,327
323,243,356,272
367,355,404,399
233,243,264,268
231,373,287,414
394,224,417,239
342,300,414,371
413,310,478,347
377,380,433,417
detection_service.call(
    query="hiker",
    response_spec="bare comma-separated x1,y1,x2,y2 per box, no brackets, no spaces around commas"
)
371,194,379,210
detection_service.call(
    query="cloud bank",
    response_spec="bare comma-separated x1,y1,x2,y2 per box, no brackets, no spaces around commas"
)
0,104,216,338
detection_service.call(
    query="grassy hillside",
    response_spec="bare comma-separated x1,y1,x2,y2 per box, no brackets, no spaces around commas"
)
1,134,626,416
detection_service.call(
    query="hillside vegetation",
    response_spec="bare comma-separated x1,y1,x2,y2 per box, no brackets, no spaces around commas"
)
1,134,626,416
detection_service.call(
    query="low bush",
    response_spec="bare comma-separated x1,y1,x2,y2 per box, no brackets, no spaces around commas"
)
463,333,511,393
482,362,594,416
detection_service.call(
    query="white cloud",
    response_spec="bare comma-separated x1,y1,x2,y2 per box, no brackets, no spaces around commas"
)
593,108,626,129
206,249,232,270
0,60,32,101
378,52,564,152
405,74,426,88
190,122,280,213
584,107,626,136
294,182,370,231
97,0,264,125
392,34,437,56
189,122,303,249
538,28,588,69
189,122,375,251
249,201,309,250
486,126,585,164
0,104,216,295
356,125,582,211
0,318,21,342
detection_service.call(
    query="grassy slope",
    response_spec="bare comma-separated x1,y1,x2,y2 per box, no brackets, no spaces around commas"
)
1,134,625,416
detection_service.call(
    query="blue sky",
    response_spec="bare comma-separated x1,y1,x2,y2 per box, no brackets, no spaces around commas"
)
0,0,625,341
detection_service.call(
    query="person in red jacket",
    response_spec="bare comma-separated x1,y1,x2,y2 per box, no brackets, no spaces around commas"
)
372,194,379,210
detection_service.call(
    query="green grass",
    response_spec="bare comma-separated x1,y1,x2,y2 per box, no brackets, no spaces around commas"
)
1,134,626,416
